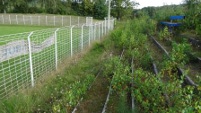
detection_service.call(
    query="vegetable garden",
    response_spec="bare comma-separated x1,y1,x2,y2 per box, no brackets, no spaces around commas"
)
0,0,200,112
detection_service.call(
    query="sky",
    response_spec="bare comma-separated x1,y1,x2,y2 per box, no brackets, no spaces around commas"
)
135,0,184,9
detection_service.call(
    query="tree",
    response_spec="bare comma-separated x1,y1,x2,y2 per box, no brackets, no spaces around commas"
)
184,0,201,35
12,0,29,13
80,0,94,16
0,0,8,13
110,0,138,20
93,0,107,19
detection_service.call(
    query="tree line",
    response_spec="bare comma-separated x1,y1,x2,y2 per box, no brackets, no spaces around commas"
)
0,0,137,19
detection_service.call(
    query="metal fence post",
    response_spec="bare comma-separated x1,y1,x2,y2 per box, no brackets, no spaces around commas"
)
70,25,75,57
62,16,64,26
104,18,107,34
99,23,100,40
38,16,40,25
23,15,25,25
16,15,18,24
94,24,96,40
2,15,4,24
81,24,85,50
54,28,60,70
88,25,91,47
70,16,71,26
54,16,56,26
101,22,103,37
46,16,48,26
9,15,11,24
112,19,114,29
86,17,88,24
27,32,34,87
78,17,79,26
30,16,32,25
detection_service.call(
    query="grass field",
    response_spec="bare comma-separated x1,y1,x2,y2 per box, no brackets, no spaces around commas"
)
0,25,56,36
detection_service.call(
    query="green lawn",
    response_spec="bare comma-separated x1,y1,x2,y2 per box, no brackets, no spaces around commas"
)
0,25,55,36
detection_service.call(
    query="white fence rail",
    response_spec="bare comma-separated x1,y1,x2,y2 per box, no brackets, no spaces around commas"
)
0,14,87,26
0,17,115,99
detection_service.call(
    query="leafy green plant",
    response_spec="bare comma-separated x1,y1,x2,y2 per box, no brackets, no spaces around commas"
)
132,68,200,113
159,26,171,41
184,0,201,36
65,74,95,111
104,56,130,93
108,17,200,113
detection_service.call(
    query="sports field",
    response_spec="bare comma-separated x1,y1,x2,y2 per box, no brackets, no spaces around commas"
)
0,25,55,36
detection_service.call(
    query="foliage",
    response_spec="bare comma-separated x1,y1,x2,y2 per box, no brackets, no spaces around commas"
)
110,0,138,20
161,41,192,75
133,68,200,113
64,74,95,111
140,5,185,22
170,41,191,65
108,16,200,112
159,26,171,41
104,57,130,93
79,0,94,16
0,0,138,20
93,0,107,19
184,0,201,35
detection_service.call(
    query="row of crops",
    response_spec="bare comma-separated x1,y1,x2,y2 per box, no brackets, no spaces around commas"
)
101,17,200,112
61,16,201,112
0,15,200,112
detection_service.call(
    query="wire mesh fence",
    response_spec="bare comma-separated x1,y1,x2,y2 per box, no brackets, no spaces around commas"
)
0,14,86,26
0,17,115,99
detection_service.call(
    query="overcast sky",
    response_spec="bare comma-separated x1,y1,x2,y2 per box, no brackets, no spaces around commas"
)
135,0,184,9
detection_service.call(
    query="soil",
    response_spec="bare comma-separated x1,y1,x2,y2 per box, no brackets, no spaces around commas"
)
75,73,110,113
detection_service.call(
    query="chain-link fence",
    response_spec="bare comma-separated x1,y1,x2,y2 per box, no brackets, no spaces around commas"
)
0,14,86,26
0,17,115,99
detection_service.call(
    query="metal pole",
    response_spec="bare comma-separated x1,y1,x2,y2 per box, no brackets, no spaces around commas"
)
104,18,107,34
46,16,48,26
94,24,96,40
38,16,40,25
88,25,91,47
54,28,59,70
62,16,63,26
78,17,80,26
54,16,56,26
23,15,25,25
27,32,34,87
30,16,32,25
102,22,103,37
70,16,71,26
2,15,4,24
81,24,85,51
108,0,111,30
9,15,11,24
99,23,100,40
70,26,75,57
16,15,18,24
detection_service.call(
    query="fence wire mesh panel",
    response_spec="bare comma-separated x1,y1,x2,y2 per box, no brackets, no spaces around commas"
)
30,29,57,81
0,32,32,99
57,27,71,63
83,25,90,49
0,17,115,99
72,26,82,55
0,14,86,26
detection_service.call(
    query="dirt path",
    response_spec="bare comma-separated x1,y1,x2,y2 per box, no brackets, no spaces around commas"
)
75,73,110,113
